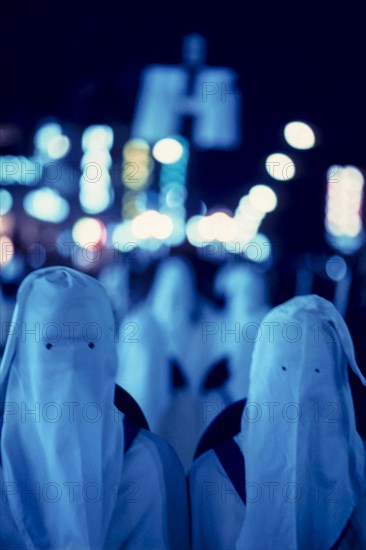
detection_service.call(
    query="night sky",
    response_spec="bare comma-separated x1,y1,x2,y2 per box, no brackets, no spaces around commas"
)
1,2,365,276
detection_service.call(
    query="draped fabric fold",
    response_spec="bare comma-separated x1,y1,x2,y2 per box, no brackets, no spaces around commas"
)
0,267,124,550
236,295,366,550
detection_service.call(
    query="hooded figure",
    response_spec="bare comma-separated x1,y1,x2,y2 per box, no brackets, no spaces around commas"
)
116,256,205,468
212,262,270,401
189,295,366,550
0,267,189,550
115,295,170,435
149,256,213,468
98,263,129,324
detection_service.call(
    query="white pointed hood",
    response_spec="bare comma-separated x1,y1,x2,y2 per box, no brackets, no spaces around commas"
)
149,256,197,332
236,295,366,550
214,263,268,314
0,267,124,550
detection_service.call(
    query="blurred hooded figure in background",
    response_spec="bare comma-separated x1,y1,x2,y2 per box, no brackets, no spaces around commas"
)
212,262,270,401
0,267,190,550
98,263,130,325
148,256,207,468
115,261,172,434
117,255,208,469
189,295,366,550
149,255,200,367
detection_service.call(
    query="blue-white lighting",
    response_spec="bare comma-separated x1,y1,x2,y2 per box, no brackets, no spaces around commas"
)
34,123,62,151
186,215,206,247
265,153,295,181
153,138,185,164
245,233,272,263
47,135,71,159
23,187,70,223
325,165,364,254
79,183,113,214
284,121,316,150
80,150,113,170
0,252,24,281
131,210,173,240
0,189,13,215
82,125,114,151
325,256,347,282
80,125,114,214
72,217,106,248
248,185,277,213
112,222,138,250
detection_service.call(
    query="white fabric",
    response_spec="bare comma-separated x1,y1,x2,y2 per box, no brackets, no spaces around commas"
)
0,267,124,550
116,305,171,432
148,257,231,469
149,256,199,367
98,264,129,324
213,263,270,400
236,294,366,550
116,256,199,431
149,257,197,332
189,449,245,550
0,428,192,550
188,440,366,550
105,429,190,550
117,256,211,469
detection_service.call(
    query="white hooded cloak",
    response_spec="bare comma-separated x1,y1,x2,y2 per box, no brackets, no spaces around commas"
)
0,267,124,549
0,266,190,550
116,256,206,469
189,295,366,550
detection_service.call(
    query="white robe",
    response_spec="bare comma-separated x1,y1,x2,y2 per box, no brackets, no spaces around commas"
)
189,439,366,550
189,295,366,550
189,448,245,550
0,266,190,550
116,256,199,433
116,305,171,433
117,256,216,470
0,428,190,550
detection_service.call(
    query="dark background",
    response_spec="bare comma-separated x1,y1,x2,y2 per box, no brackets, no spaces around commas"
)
1,1,366,343
2,2,365,285
1,0,366,434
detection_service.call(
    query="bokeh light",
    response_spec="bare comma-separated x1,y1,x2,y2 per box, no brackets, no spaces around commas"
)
198,211,238,243
0,189,13,215
82,125,114,151
131,210,173,240
325,165,364,253
47,135,71,159
72,217,107,248
23,188,70,223
34,122,62,151
186,215,205,247
284,121,316,150
79,183,113,215
265,153,295,181
152,138,184,164
325,255,348,281
248,184,278,213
